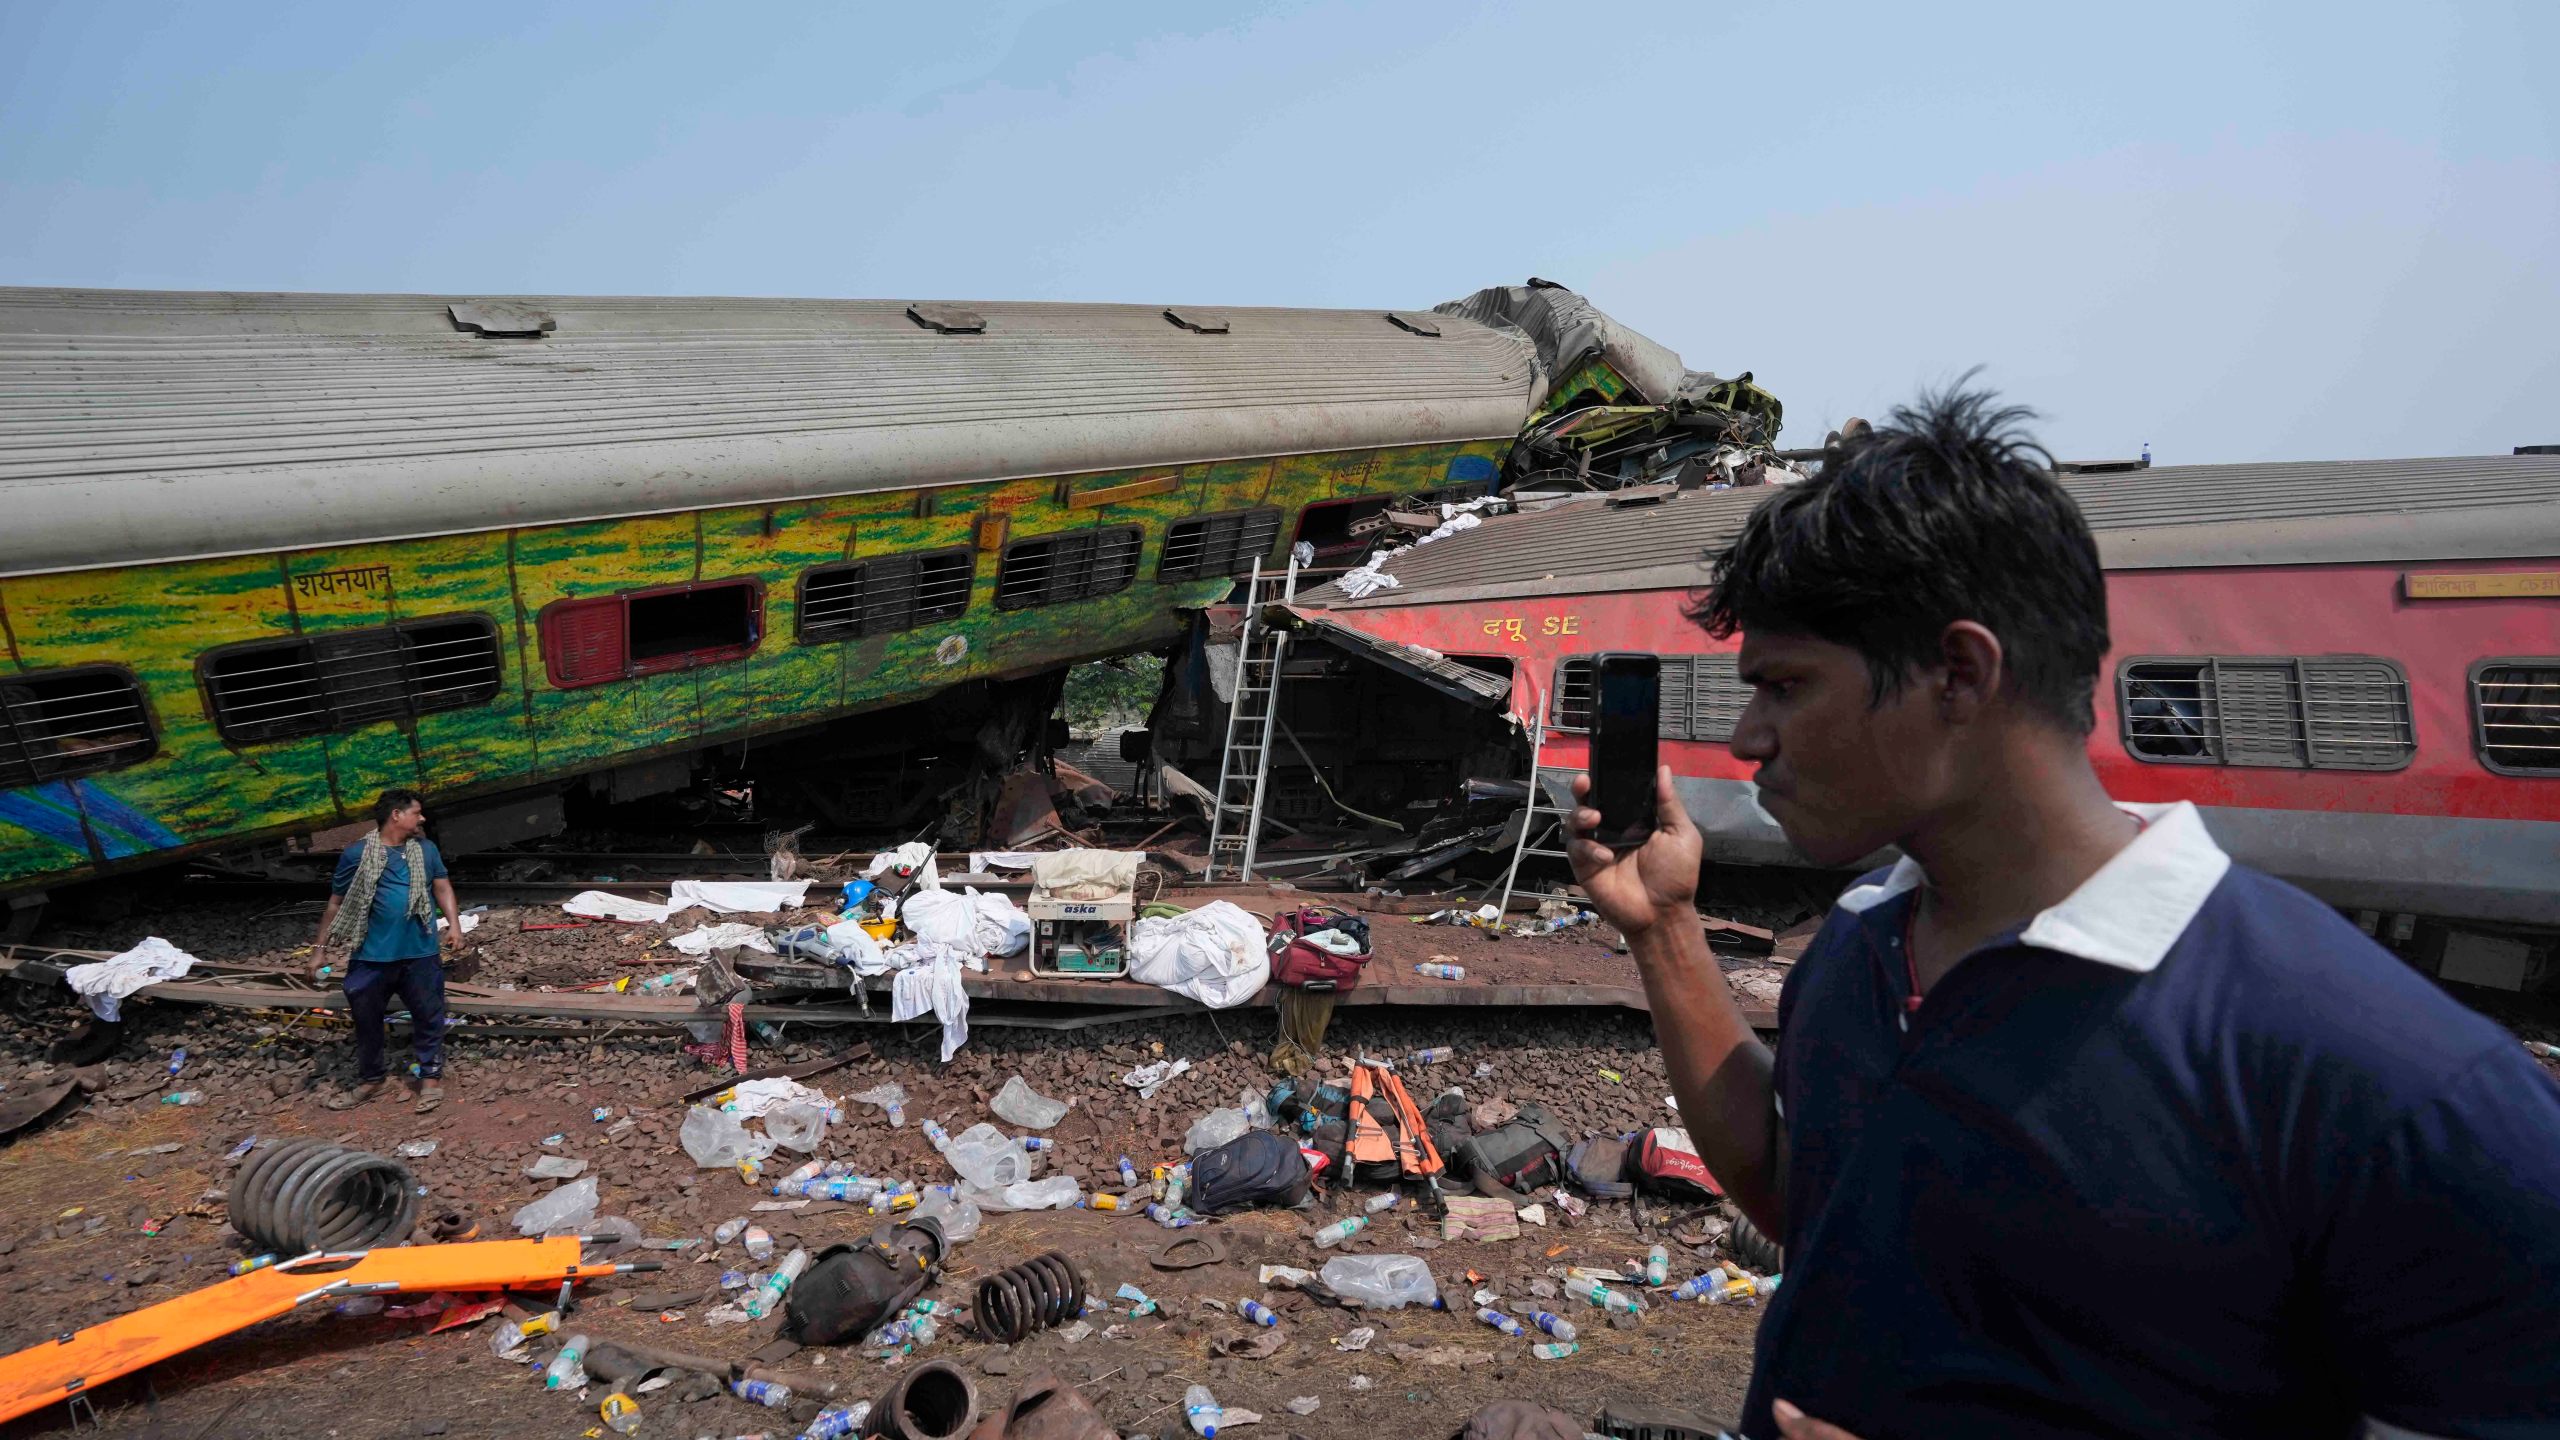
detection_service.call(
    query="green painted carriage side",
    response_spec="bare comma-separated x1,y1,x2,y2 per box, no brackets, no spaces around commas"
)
1531,358,1631,418
0,436,1503,891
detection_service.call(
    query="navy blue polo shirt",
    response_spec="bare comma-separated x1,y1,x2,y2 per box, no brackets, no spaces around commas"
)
1740,802,2560,1440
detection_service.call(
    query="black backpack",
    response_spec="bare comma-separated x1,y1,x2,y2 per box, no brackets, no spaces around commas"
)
1189,1129,1312,1214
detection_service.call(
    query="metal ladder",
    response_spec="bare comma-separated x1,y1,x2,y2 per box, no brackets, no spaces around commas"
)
1205,555,1299,882
1496,687,1582,915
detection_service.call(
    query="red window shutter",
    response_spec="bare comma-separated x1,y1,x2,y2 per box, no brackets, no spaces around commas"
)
544,598,626,688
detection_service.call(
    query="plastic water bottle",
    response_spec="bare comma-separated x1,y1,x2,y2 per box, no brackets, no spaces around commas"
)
714,1217,750,1245
1145,1203,1195,1229
719,1269,749,1290
1119,1155,1140,1188
1529,1310,1576,1341
633,970,689,994
228,1253,279,1276
800,1401,872,1440
1646,1244,1669,1287
167,1048,187,1076
867,1191,918,1214
1162,1168,1188,1212
1670,1267,1730,1303
1410,1047,1452,1064
744,1247,810,1319
1363,1192,1399,1214
1414,963,1465,981
1531,1340,1579,1360
734,1377,793,1407
1476,1306,1524,1337
1313,1215,1368,1248
920,1118,952,1152
1754,1273,1783,1298
886,1101,906,1127
1184,1383,1223,1438
1565,1276,1642,1314
778,1160,824,1191
601,1394,640,1435
743,1225,775,1261
162,1091,204,1106
1021,1136,1055,1152
543,1333,591,1389
1239,1299,1280,1327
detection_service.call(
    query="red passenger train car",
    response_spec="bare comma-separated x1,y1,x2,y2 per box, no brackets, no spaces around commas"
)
1297,453,2560,929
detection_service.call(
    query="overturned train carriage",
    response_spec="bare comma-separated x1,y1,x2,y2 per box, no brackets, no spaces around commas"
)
1284,455,2560,931
0,284,1664,901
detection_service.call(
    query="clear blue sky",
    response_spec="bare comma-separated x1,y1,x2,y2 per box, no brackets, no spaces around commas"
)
3,1,2552,462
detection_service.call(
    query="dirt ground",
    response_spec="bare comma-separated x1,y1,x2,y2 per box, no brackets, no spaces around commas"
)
1,890,1768,1440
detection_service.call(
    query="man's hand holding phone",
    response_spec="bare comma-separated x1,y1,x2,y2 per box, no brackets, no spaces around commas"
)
1566,765,1704,940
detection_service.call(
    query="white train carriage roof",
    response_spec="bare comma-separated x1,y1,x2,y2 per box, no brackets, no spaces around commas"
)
1310,452,2560,608
0,288,1557,577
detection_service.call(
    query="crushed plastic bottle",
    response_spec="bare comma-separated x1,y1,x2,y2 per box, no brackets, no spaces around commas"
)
1646,1244,1670,1287
1531,1341,1579,1360
166,1048,187,1077
1144,1203,1196,1229
1754,1273,1783,1298
1116,1282,1159,1317
601,1393,641,1435
332,1294,385,1318
1409,1047,1452,1065
395,1139,439,1159
1184,1383,1223,1438
543,1332,591,1390
161,1091,204,1106
733,1377,794,1407
1020,1136,1055,1153
1118,1155,1140,1188
919,1118,953,1152
228,1253,279,1277
714,1216,751,1245
1239,1298,1279,1327
799,1401,873,1440
1413,963,1465,981
1362,1192,1399,1214
1313,1214,1369,1248
1529,1311,1577,1341
742,1225,775,1261
1475,1306,1524,1336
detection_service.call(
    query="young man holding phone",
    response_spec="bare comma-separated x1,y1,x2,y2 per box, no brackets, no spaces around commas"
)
1567,388,2560,1439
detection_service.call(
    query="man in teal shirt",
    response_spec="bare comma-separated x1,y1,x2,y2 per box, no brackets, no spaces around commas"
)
312,789,467,1111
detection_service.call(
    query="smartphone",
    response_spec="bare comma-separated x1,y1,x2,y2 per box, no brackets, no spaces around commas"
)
1590,653,1661,848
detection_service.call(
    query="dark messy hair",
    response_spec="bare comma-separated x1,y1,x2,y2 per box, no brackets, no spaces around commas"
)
1687,381,2109,733
373,788,425,826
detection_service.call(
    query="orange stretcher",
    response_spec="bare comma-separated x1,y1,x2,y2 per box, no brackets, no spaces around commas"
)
0,1236,656,1425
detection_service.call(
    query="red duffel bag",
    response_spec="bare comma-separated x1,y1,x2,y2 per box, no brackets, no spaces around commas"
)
1267,905,1372,992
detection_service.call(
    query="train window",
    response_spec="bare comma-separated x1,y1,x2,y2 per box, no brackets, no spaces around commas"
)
1293,498,1394,563
0,667,156,790
202,617,503,743
541,581,763,689
1552,655,1746,742
995,526,1143,611
798,549,974,643
1159,509,1283,583
2472,660,2560,776
2117,656,2414,770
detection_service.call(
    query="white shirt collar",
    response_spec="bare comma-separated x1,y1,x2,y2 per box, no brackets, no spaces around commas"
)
1832,801,2230,974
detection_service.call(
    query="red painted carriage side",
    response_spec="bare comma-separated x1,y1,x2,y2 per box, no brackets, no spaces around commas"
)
1322,557,2560,825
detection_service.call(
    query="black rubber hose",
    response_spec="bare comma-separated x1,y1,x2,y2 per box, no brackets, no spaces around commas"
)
231,1142,417,1254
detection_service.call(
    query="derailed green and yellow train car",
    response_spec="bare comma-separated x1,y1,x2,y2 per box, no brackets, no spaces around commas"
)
0,288,1594,903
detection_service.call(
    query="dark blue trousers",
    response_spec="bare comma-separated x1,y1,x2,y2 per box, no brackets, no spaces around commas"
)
343,955,446,1080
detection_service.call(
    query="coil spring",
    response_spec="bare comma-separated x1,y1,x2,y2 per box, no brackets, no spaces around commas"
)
972,1251,1086,1343
230,1140,418,1255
